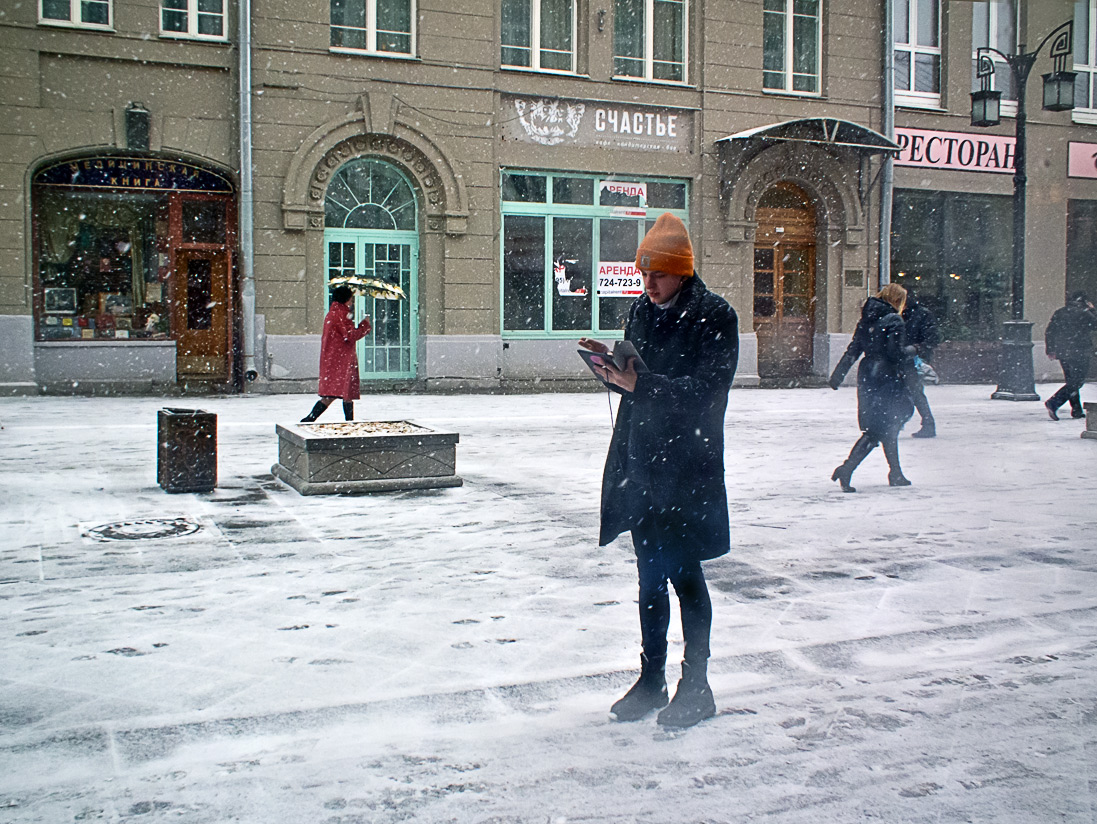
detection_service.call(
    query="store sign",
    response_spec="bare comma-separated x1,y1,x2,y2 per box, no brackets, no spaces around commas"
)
34,156,234,192
894,127,1014,174
1068,142,1097,179
600,180,647,202
504,95,692,153
597,262,643,297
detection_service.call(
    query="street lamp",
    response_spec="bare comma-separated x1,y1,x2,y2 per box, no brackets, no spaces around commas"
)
970,21,1075,401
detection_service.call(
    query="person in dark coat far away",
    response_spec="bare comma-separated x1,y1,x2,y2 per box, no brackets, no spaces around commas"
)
1044,291,1097,421
301,284,371,422
579,213,739,729
902,295,939,438
828,283,915,492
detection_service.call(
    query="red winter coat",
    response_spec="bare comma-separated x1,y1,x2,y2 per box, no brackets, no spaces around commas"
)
318,301,370,400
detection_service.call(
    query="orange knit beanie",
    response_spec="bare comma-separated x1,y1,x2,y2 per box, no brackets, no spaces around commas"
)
635,213,694,277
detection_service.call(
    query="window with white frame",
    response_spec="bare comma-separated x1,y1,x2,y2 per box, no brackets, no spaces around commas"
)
1076,0,1097,123
894,0,940,106
763,0,821,94
331,0,414,55
502,0,576,72
161,0,225,39
971,0,1018,116
614,0,686,83
40,0,111,28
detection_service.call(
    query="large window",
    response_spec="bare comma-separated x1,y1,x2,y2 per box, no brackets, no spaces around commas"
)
614,0,686,83
895,0,940,107
40,0,110,28
891,190,1012,343
1076,0,1097,123
331,0,413,55
972,0,1017,116
161,0,225,39
501,171,689,336
763,0,821,95
502,0,575,72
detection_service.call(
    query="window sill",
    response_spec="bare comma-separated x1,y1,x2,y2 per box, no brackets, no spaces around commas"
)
762,88,822,99
38,19,114,32
612,75,693,89
159,32,229,43
896,99,946,113
500,65,584,78
1072,109,1097,126
329,47,419,61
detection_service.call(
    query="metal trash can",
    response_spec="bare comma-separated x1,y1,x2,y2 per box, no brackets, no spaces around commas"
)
157,408,217,493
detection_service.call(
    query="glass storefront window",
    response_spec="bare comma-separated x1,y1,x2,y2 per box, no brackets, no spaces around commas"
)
891,190,1012,342
34,190,172,340
500,170,689,336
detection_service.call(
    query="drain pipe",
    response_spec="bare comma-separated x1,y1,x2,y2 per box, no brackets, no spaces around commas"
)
879,0,895,288
238,0,258,382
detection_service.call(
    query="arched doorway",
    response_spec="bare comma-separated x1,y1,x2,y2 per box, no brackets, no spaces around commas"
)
324,158,418,380
753,182,817,380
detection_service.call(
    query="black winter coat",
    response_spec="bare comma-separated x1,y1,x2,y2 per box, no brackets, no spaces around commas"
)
598,275,739,561
829,297,914,437
1045,303,1097,362
902,300,939,360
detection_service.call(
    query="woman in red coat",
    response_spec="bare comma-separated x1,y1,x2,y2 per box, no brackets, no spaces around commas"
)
301,285,371,422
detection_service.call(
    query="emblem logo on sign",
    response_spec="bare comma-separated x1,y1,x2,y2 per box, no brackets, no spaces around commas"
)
514,98,585,146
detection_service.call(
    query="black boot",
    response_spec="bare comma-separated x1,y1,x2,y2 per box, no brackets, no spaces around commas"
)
343,400,354,421
1046,401,1060,421
832,435,876,493
882,436,911,487
610,654,668,722
301,400,328,423
657,660,715,728
911,418,936,438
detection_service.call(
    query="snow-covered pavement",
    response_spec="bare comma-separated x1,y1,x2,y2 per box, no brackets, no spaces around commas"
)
1,385,1095,823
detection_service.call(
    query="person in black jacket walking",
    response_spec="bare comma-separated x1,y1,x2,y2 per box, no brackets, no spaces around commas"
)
902,296,939,438
579,213,739,729
1044,291,1097,420
828,283,915,492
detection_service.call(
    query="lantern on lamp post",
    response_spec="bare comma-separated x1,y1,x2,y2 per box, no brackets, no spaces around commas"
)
970,21,1076,401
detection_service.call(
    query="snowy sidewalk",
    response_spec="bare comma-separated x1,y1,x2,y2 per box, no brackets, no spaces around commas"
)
1,386,1095,823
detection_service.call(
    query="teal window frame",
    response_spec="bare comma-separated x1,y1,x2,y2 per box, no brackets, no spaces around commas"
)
499,169,689,339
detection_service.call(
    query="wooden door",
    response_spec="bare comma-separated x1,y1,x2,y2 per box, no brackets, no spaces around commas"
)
173,249,229,379
753,184,817,379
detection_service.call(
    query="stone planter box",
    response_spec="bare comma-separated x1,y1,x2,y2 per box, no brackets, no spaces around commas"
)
1083,403,1097,441
272,420,462,495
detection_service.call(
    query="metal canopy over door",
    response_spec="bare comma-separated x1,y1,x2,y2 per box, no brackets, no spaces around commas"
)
323,158,418,381
753,183,817,380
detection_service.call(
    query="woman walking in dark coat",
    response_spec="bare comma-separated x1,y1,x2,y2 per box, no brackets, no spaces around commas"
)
828,283,914,492
579,213,739,728
301,285,372,422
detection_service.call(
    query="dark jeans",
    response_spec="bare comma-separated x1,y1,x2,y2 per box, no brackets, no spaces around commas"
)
903,368,934,425
1047,357,1090,413
630,523,712,666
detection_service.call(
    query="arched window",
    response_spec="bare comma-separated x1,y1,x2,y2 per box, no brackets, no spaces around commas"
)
324,158,417,230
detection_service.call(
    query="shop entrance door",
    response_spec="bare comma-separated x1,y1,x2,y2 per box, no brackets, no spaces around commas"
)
173,249,230,379
753,184,817,380
325,231,418,380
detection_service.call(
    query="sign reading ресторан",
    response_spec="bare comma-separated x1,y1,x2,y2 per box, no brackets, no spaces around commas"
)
894,127,1015,174
503,94,693,153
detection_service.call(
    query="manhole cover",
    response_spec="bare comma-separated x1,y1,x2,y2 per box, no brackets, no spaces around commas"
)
84,518,202,542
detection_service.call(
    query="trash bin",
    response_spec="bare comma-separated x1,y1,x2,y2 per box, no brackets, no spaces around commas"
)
158,408,217,493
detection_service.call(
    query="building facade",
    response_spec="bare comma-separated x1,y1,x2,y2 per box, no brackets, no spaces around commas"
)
1,0,1094,394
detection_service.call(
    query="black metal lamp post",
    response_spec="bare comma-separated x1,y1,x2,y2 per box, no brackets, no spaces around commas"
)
970,21,1075,401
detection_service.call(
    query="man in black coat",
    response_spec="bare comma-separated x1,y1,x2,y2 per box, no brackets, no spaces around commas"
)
902,296,939,438
580,213,739,729
1044,291,1097,420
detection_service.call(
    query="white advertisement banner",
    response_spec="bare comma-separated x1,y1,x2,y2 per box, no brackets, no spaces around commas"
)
503,95,693,153
599,180,646,203
894,127,1015,174
1068,141,1097,179
597,262,643,297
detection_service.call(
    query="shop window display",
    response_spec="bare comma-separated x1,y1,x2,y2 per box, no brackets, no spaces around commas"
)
501,170,688,336
34,191,170,341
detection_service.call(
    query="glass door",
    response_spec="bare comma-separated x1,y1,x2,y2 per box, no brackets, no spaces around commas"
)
326,230,418,380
